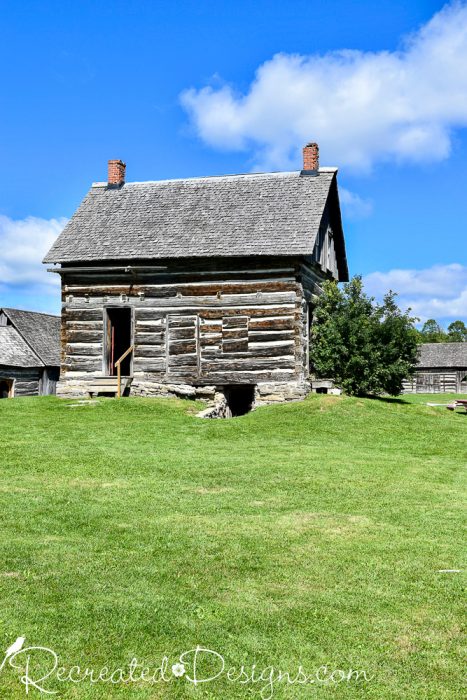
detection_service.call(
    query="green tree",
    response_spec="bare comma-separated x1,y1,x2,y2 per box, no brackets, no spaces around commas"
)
447,320,467,342
420,319,446,342
310,276,419,397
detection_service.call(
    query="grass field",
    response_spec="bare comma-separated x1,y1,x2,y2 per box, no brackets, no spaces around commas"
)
0,393,465,699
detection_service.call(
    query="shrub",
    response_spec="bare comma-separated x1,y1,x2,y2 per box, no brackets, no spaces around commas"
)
310,276,419,396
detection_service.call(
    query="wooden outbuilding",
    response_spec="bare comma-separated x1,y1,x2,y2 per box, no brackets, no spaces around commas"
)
403,343,467,394
44,144,348,412
0,308,60,398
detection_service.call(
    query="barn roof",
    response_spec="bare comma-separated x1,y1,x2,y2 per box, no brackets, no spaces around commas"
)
418,343,467,369
43,169,348,279
1,308,61,366
0,327,42,368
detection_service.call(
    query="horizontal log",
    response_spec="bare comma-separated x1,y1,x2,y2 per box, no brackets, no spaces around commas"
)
135,345,166,358
133,358,166,372
178,281,299,296
67,292,297,309
222,316,248,329
248,330,294,342
222,329,249,340
221,344,295,359
166,315,197,328
66,330,103,344
134,331,165,345
199,306,296,320
201,357,294,372
64,308,103,322
134,310,165,321
64,358,102,371
66,280,300,296
248,317,295,331
169,340,197,355
65,321,103,331
199,322,222,333
199,370,296,383
0,368,40,380
66,344,102,357
249,339,295,349
14,381,40,396
62,264,296,281
169,327,197,340
200,336,222,346
135,319,165,328
222,340,248,353
168,354,198,368
165,371,199,380
126,306,298,322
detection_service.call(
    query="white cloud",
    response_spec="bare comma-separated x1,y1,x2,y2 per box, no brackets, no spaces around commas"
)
339,187,373,219
0,215,66,286
181,2,467,172
0,215,66,312
363,263,467,323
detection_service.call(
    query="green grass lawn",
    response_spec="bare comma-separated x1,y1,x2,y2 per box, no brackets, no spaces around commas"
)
0,393,465,699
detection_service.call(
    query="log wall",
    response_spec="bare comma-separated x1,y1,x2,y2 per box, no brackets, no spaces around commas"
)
0,365,41,397
57,257,328,397
403,369,467,394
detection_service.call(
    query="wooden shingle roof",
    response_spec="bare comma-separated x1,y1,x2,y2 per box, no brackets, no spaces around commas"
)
0,326,42,368
418,343,467,369
43,169,348,280
1,308,60,367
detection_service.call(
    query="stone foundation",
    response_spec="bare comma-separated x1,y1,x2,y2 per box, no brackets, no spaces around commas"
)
56,376,311,412
254,380,311,405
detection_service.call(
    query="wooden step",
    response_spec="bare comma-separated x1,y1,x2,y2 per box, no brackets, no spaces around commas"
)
87,376,133,396
89,376,132,385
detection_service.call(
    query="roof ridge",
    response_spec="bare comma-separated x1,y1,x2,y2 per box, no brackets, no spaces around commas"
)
91,167,338,188
2,307,60,319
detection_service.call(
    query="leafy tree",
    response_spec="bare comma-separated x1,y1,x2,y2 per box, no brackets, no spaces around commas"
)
447,320,467,343
310,276,419,397
420,319,446,343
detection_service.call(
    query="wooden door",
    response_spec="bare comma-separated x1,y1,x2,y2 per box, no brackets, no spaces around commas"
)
105,308,132,376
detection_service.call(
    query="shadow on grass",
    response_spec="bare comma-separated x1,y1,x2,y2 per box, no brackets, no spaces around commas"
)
371,396,410,405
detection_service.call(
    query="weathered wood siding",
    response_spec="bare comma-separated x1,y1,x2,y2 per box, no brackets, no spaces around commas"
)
39,366,59,395
59,257,313,388
0,365,41,396
403,369,467,393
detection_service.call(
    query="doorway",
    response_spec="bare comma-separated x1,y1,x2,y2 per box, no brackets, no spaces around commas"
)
105,307,132,376
0,378,13,398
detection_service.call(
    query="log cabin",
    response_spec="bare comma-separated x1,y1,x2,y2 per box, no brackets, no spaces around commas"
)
403,343,467,394
0,308,60,397
44,143,349,414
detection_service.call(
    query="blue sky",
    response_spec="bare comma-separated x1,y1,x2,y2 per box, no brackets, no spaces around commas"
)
0,0,466,324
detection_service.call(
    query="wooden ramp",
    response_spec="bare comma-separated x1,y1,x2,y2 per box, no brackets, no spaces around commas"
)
87,376,133,398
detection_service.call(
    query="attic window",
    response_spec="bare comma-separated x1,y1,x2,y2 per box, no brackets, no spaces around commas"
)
222,316,248,353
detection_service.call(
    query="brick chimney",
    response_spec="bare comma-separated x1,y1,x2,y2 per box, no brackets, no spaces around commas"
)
108,159,126,186
302,142,319,174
